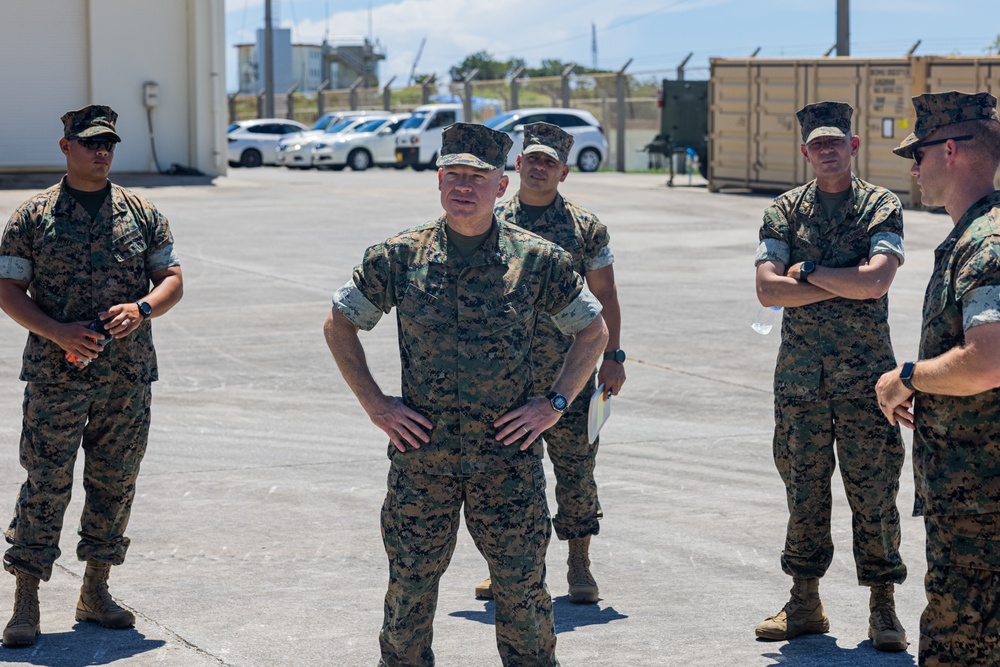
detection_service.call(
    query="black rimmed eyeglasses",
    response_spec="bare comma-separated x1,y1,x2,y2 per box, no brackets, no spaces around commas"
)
76,138,118,153
912,135,973,165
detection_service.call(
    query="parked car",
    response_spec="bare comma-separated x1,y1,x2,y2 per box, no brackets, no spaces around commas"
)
276,113,389,168
227,119,310,168
483,108,608,172
394,103,463,171
312,114,411,171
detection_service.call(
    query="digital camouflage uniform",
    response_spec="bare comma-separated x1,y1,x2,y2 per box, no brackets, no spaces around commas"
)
756,174,907,586
893,91,1000,667
334,214,600,666
0,177,178,581
495,193,612,540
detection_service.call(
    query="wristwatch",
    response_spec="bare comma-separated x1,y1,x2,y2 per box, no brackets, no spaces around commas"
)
136,301,152,320
545,391,569,413
603,349,626,364
799,261,816,283
900,361,916,391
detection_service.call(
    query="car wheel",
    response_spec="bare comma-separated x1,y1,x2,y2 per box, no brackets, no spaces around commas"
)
577,148,601,173
239,149,263,168
348,149,373,171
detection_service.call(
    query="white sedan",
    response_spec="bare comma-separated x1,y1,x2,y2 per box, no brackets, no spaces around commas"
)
227,119,309,168
312,114,411,171
483,108,609,172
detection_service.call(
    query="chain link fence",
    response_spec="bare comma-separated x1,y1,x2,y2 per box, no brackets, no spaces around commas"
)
228,68,683,172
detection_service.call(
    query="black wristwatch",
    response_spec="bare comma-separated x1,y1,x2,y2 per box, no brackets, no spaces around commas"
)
136,301,152,320
900,361,916,392
603,349,626,364
799,261,816,283
545,391,569,413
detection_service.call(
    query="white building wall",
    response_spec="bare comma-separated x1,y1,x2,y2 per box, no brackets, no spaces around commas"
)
0,0,226,176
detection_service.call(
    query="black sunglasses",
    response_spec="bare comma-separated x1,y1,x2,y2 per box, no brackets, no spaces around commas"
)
912,135,973,165
76,138,117,153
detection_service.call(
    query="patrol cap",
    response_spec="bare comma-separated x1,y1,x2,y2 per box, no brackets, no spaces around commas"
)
522,122,574,163
61,105,121,142
436,122,512,171
796,101,853,145
893,91,1000,158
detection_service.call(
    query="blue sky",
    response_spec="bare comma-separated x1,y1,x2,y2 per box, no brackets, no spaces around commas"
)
224,0,999,91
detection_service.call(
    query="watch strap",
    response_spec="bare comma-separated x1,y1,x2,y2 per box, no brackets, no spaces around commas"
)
603,349,626,363
900,361,916,392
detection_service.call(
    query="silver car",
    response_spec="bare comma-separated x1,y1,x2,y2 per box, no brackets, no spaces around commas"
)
276,111,389,169
312,114,411,171
483,108,609,172
227,119,310,168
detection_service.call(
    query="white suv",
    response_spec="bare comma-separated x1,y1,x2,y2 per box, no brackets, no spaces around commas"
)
483,108,608,172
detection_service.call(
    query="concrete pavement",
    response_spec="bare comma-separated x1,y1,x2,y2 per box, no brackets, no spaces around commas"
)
0,166,945,666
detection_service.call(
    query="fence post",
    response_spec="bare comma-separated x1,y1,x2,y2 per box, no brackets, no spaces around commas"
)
349,76,365,110
228,94,237,123
317,79,330,118
510,66,525,111
256,88,265,119
463,68,479,123
286,83,299,120
615,59,632,173
383,75,397,111
420,75,437,105
561,64,577,108
677,52,693,81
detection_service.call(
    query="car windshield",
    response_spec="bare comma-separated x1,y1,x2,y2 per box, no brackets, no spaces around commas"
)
311,114,335,131
483,112,521,130
226,123,242,133
354,119,388,133
325,119,357,134
400,111,427,129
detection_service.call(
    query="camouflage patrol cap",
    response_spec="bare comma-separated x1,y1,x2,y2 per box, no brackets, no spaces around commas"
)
893,91,999,158
522,122,574,163
436,122,512,170
61,105,121,142
796,101,853,145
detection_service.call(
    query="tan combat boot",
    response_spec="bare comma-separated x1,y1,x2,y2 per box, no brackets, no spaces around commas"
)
567,536,599,603
75,560,135,629
474,576,494,600
869,583,907,651
755,577,830,640
2,570,40,646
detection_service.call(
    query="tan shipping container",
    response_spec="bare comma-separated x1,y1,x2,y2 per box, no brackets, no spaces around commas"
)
708,55,1000,206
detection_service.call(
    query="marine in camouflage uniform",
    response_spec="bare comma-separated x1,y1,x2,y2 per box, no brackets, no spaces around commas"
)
486,122,624,604
754,101,908,650
323,122,607,667
876,91,1000,667
0,105,183,647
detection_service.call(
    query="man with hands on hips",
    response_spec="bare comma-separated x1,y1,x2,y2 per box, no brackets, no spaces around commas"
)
324,122,607,667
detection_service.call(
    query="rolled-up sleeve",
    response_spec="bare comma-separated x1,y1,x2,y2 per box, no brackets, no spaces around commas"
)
333,279,384,331
963,285,1000,331
755,238,790,266
551,285,602,335
0,256,32,282
870,231,905,266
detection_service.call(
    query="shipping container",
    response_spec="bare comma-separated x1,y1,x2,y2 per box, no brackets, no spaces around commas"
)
708,56,1000,206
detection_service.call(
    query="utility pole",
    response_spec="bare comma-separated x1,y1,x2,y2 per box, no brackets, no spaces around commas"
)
264,0,275,117
836,0,850,56
592,23,597,70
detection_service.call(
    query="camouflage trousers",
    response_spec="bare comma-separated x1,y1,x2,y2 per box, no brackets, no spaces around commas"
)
772,395,906,584
379,460,559,667
543,372,601,541
920,512,1000,666
3,380,151,581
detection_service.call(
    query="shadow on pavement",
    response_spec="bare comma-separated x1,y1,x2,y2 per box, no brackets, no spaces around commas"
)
759,633,916,666
0,625,165,665
449,596,628,634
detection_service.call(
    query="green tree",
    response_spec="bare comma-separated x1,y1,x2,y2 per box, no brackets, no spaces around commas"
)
991,35,1000,54
450,51,524,82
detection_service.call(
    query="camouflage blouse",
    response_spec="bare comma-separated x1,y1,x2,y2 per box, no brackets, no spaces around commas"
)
334,216,602,476
756,176,905,402
0,178,178,384
914,190,1000,516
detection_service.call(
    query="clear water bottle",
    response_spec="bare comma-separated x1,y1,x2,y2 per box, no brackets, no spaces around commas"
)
751,306,782,335
65,318,112,367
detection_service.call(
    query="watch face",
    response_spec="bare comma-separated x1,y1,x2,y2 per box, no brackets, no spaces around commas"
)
139,302,152,317
614,349,626,363
553,395,568,411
